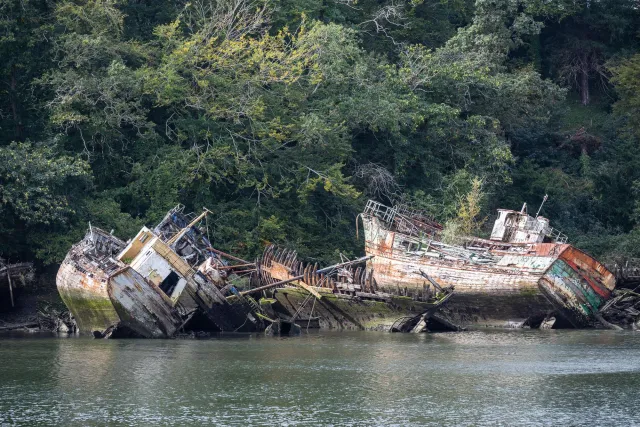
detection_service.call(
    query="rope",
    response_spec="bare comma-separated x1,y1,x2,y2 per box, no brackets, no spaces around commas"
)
233,315,249,332
205,214,212,252
291,293,313,322
307,297,317,331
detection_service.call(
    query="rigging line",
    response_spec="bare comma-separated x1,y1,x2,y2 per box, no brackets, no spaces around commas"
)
205,213,212,248
307,296,317,331
292,294,312,320
291,293,313,322
233,315,249,333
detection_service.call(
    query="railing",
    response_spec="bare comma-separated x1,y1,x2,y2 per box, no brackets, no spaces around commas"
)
363,200,441,240
364,200,398,224
515,216,568,244
545,226,568,244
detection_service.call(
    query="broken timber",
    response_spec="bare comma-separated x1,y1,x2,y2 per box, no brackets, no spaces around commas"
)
56,205,267,338
256,246,457,332
0,262,33,311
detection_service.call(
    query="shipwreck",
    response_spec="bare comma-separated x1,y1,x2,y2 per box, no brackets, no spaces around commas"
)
360,199,616,329
0,261,33,313
253,246,457,332
57,206,267,338
57,196,624,337
57,203,459,336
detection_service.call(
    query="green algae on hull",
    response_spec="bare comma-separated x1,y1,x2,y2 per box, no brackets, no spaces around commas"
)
58,288,120,334
55,227,126,335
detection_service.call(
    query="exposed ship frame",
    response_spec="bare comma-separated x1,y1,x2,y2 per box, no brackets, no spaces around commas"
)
254,246,458,332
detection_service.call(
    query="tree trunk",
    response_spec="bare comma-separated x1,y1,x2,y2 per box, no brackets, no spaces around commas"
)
7,268,14,308
9,64,24,141
580,70,590,106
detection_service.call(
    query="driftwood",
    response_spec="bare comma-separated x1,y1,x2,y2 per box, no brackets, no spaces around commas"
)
0,322,40,331
594,313,623,331
418,270,443,292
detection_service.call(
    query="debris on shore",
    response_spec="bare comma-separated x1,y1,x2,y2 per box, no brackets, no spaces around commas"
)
598,288,640,330
0,261,34,312
0,304,76,334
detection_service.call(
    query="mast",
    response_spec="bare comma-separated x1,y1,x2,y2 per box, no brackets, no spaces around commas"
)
166,208,211,246
520,203,527,215
535,195,548,218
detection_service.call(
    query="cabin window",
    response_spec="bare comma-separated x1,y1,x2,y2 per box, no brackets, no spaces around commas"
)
139,234,149,243
159,271,180,296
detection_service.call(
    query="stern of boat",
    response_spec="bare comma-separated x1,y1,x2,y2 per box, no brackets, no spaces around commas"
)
538,246,615,327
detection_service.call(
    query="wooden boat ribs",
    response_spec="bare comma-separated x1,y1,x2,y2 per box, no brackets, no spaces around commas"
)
256,245,457,332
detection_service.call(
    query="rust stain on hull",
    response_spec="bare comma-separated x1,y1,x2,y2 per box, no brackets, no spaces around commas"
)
56,228,125,334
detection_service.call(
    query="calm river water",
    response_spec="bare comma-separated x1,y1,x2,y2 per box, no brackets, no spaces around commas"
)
1,329,639,426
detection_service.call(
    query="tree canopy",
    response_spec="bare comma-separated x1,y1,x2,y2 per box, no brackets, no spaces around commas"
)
2,0,640,271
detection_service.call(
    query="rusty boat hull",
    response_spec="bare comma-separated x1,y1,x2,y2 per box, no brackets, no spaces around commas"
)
57,260,121,334
56,230,125,334
362,208,615,328
108,267,182,338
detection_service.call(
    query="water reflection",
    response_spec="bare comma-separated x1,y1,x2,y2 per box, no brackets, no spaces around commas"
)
1,330,640,425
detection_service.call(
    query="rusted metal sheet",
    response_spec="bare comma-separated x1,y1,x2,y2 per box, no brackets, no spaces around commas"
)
108,267,182,338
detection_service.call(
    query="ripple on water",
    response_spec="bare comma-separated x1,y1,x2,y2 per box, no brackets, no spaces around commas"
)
1,330,640,426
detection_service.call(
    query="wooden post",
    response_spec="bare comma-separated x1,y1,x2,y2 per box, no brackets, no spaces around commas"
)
6,267,14,308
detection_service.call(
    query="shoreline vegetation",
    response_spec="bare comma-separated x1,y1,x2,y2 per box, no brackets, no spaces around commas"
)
2,0,640,320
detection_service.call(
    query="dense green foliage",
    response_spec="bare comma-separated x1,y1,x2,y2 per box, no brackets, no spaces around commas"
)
2,0,640,272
